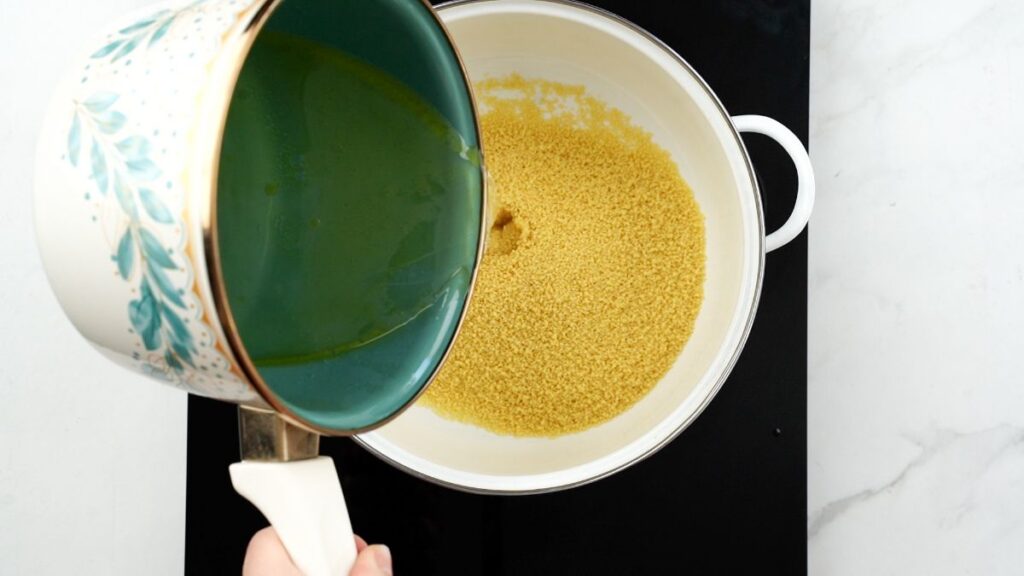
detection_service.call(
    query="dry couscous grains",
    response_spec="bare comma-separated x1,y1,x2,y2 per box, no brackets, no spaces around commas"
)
421,74,706,437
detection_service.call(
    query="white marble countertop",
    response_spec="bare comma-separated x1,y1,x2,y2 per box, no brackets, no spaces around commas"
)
1,0,1022,574
808,0,1024,573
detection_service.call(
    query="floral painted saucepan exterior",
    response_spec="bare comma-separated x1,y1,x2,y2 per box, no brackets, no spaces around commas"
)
37,0,261,403
34,1,487,574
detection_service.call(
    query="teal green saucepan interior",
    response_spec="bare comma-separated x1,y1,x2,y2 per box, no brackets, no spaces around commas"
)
216,0,484,434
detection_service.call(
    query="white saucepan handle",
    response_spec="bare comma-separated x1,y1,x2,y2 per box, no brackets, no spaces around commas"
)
731,115,815,252
230,456,358,576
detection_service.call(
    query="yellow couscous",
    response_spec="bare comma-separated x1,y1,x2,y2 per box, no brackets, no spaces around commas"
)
421,75,706,437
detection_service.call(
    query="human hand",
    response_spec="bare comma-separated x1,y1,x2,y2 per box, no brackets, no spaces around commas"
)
242,527,393,576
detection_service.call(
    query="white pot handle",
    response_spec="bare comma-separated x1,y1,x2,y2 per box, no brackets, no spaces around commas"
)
230,456,358,576
731,115,815,252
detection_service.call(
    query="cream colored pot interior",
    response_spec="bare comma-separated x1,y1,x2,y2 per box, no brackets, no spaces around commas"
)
357,0,763,493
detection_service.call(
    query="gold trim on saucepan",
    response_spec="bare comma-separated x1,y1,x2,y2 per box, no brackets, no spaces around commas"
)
353,0,769,495
198,0,490,436
182,7,261,386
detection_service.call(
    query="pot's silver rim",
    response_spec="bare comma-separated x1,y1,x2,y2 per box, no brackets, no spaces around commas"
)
353,0,767,496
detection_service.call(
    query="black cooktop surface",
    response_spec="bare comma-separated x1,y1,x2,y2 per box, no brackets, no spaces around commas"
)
186,1,809,573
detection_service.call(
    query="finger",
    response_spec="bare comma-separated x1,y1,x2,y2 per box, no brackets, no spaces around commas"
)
242,527,302,576
355,535,369,553
349,544,393,576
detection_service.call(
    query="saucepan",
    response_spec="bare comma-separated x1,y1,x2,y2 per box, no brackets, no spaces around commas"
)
35,0,486,573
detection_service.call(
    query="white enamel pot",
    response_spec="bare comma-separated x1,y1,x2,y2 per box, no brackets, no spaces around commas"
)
356,0,815,494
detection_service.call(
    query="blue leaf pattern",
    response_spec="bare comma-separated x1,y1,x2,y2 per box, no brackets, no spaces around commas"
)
149,19,175,47
90,138,108,194
165,349,184,373
96,110,127,134
73,0,215,380
139,188,173,223
115,136,150,160
141,317,162,350
91,40,125,59
83,92,119,113
129,282,150,332
111,37,142,63
148,263,184,307
116,230,135,280
140,228,175,269
68,114,81,166
113,173,138,217
171,341,195,367
128,297,148,340
126,157,160,180
160,301,193,348
129,281,162,350
90,6,192,63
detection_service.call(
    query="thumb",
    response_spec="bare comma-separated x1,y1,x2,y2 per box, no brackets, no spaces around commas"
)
349,544,393,576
